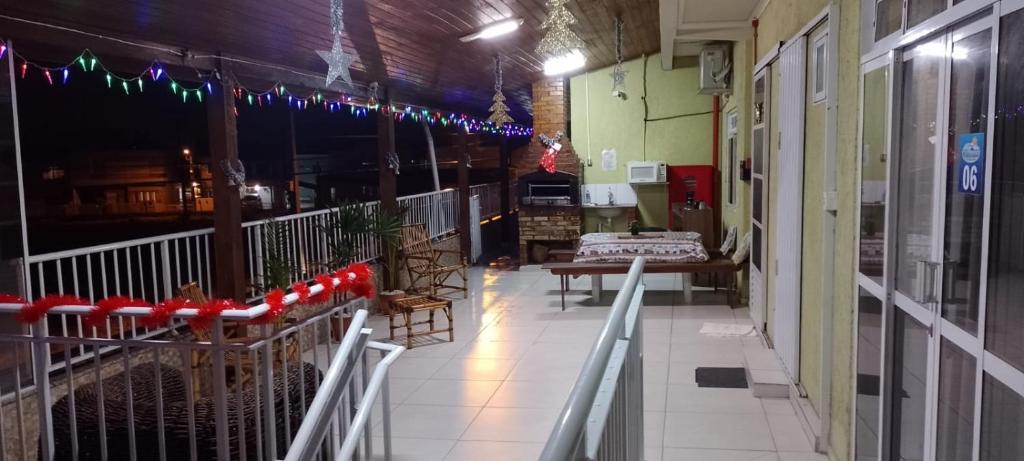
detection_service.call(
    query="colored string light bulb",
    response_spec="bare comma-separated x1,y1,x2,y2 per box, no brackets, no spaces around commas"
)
89,58,96,71
182,90,188,103
44,69,53,85
20,62,27,78
206,82,213,94
62,68,69,84
247,94,253,105
0,45,7,61
121,80,129,94
196,90,202,102
154,67,163,80
170,81,178,94
278,84,285,96
137,79,143,92
105,73,112,88
78,56,87,71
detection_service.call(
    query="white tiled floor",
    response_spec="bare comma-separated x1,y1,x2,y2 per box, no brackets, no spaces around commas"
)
356,266,827,461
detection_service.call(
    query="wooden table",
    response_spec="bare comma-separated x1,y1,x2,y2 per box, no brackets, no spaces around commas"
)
389,295,454,349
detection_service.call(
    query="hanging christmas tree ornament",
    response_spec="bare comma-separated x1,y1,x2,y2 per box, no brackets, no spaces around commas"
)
610,17,628,99
366,81,380,109
486,55,514,126
536,0,586,57
316,0,357,87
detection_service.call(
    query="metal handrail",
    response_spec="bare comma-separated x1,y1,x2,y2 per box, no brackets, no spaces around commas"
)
335,340,405,461
282,309,369,461
539,257,646,460
395,187,456,201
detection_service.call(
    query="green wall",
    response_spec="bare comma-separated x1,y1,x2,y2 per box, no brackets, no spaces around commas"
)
570,53,713,230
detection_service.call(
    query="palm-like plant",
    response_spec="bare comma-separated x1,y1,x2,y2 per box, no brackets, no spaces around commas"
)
321,202,405,291
261,218,294,291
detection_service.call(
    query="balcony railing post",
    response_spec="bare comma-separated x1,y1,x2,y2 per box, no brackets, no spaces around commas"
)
160,240,173,300
253,224,265,294
32,320,54,461
210,318,231,460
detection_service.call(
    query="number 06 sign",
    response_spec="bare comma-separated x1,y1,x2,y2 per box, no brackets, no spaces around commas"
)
957,133,985,195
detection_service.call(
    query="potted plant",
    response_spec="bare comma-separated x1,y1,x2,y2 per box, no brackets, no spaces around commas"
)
321,202,406,315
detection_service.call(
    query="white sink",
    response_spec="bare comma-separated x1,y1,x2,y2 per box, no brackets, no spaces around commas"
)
583,203,636,230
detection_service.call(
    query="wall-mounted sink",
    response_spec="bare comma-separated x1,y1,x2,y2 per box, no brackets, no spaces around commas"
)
582,203,636,230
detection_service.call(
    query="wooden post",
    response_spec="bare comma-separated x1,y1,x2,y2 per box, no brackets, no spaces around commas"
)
377,89,398,211
207,62,245,301
289,111,302,212
457,129,471,259
499,135,512,246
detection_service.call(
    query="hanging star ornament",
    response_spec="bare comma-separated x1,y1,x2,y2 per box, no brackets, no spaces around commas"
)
317,36,355,87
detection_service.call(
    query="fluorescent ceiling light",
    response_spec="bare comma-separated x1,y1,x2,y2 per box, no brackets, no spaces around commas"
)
543,49,586,76
460,18,523,42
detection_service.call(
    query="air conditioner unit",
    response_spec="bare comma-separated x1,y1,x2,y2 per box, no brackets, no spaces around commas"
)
698,43,732,96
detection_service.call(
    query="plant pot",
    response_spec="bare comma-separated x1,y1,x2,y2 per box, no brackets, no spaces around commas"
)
379,290,406,316
330,314,353,342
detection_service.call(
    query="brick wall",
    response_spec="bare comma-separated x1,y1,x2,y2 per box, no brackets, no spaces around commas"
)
513,78,578,176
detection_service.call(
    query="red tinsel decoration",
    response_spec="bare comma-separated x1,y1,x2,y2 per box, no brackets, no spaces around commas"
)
347,263,373,284
334,268,353,293
18,294,89,323
0,294,27,305
291,281,311,304
309,274,336,305
187,299,247,331
351,281,375,299
140,298,192,328
84,296,152,328
252,289,287,324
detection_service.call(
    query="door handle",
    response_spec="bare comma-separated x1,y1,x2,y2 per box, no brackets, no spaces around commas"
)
914,260,940,305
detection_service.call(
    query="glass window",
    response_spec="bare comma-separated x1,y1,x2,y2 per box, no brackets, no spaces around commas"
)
856,289,883,460
875,0,903,41
890,310,930,460
942,29,990,335
753,225,762,270
812,34,827,103
935,339,976,461
986,8,1024,371
908,0,946,29
753,177,763,223
860,65,890,284
753,128,764,175
980,375,1024,460
895,40,942,299
727,111,738,206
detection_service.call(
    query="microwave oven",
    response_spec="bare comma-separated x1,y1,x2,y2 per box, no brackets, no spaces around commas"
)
627,161,667,183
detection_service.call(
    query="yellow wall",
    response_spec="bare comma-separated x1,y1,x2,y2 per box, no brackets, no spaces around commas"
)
800,21,829,411
570,53,713,230
726,1,861,459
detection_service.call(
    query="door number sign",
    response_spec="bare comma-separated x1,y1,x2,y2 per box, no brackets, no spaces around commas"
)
957,133,985,195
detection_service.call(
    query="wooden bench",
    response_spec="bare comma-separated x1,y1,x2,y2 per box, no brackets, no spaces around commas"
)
542,257,743,310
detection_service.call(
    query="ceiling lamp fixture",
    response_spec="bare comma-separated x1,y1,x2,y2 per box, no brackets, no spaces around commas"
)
460,18,524,42
536,0,587,76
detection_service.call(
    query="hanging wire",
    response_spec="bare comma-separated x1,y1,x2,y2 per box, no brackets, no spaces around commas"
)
493,54,503,92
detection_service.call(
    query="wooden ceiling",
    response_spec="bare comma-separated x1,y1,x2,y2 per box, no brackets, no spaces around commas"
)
0,0,660,121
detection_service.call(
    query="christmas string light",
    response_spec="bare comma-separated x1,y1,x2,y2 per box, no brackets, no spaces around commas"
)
5,43,534,136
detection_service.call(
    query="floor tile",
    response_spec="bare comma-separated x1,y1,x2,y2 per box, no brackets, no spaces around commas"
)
443,441,544,461
369,437,456,461
765,411,814,452
457,339,533,360
403,379,501,407
487,379,575,408
460,407,561,442
386,357,451,379
387,404,481,439
646,411,666,447
776,452,829,461
662,412,775,450
665,386,765,414
431,357,517,381
662,448,778,460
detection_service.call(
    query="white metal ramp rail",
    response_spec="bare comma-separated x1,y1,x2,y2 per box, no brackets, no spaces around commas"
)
540,257,646,461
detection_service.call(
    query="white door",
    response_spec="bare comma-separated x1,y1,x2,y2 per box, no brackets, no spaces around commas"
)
773,36,808,378
749,68,770,332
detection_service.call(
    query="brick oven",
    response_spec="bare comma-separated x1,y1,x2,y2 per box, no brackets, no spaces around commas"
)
514,78,582,263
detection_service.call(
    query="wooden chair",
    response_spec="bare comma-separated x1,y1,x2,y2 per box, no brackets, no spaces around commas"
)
178,283,298,400
400,223,468,298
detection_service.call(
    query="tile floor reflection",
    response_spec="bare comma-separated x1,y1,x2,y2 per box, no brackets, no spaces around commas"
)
356,266,826,461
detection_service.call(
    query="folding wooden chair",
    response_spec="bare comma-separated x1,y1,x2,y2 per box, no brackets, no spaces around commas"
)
399,223,468,298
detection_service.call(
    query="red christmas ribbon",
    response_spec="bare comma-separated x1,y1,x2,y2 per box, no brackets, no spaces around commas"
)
252,288,287,324
18,294,89,323
290,281,311,304
84,296,152,328
309,273,336,304
187,299,247,331
140,298,192,328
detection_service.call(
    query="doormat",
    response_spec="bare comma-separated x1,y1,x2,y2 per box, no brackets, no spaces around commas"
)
699,322,757,338
695,367,749,389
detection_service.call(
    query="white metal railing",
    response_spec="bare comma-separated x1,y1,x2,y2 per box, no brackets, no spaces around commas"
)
397,188,458,239
0,280,398,461
469,182,501,220
540,257,646,461
283,332,404,461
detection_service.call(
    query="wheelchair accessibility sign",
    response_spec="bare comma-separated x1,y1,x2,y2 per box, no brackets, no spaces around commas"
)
957,133,985,195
